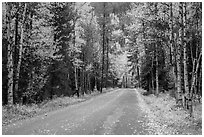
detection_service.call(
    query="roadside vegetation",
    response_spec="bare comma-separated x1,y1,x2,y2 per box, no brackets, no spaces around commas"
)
137,89,202,135
2,88,115,126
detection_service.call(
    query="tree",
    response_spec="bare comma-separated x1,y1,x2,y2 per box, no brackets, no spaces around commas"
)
12,3,20,103
154,3,159,96
182,2,189,109
169,2,177,98
6,2,14,107
47,2,76,97
14,3,27,103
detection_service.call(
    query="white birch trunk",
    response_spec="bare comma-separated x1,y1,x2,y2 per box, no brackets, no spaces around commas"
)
15,3,27,103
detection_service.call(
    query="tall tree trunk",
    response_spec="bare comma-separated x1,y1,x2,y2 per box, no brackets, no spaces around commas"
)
82,60,85,95
183,2,189,109
198,65,202,103
84,72,86,94
189,53,201,117
85,72,88,94
80,53,83,95
176,2,183,104
6,3,14,107
154,3,159,96
142,21,146,89
87,73,90,93
155,43,159,96
106,37,109,89
73,18,78,93
75,67,78,90
15,3,27,103
100,2,106,93
137,66,140,88
151,56,154,92
13,10,19,104
169,3,173,66
194,3,200,99
169,3,177,94
142,21,146,54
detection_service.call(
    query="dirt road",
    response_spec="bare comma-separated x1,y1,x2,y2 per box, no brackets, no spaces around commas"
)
3,89,150,135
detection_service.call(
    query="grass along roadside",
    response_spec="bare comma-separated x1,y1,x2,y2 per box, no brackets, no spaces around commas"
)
2,88,116,126
136,88,202,135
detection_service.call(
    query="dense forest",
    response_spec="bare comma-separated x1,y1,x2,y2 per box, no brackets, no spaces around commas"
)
2,2,202,117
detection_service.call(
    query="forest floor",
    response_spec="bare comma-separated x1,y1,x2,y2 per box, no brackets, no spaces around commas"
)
137,89,202,135
2,88,116,127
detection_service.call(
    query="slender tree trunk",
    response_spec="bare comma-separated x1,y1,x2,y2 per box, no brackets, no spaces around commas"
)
148,79,151,92
13,11,19,104
176,39,182,104
151,56,154,93
6,3,14,107
106,37,109,89
137,66,140,88
173,35,178,92
169,43,172,65
100,2,106,93
170,3,177,97
81,68,84,95
169,3,177,94
84,72,86,94
74,65,78,95
155,44,159,96
15,3,27,103
198,65,202,103
169,3,173,65
82,66,85,95
183,2,189,109
87,73,90,93
154,3,159,96
73,19,78,92
176,2,183,105
75,67,78,89
142,21,146,55
189,53,202,117
78,68,81,95
122,75,124,88
85,72,88,94
94,76,97,91
194,4,200,98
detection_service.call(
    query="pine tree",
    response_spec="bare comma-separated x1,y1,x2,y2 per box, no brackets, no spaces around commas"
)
48,2,76,96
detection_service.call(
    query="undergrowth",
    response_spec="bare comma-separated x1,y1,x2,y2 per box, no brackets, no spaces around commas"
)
137,89,202,135
2,88,115,126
